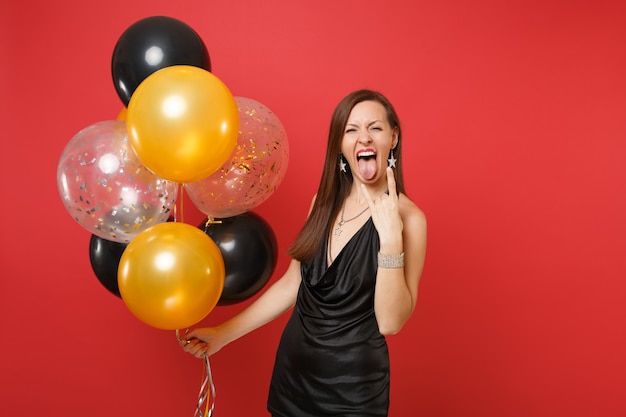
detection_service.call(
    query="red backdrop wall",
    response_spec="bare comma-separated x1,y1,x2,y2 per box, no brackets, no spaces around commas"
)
2,0,625,416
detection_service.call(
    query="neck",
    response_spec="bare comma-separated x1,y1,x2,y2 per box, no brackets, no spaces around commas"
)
350,181,388,204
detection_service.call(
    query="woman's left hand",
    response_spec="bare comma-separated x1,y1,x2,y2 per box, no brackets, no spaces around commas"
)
361,167,404,251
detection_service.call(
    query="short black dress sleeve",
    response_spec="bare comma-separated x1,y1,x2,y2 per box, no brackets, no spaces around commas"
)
267,218,390,417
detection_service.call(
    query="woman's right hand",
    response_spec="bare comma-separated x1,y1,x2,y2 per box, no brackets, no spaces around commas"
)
179,258,303,359
180,327,226,358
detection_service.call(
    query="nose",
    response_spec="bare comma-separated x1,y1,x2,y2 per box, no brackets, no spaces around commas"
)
358,130,373,144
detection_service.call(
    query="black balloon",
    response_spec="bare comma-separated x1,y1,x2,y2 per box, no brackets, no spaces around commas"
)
111,16,211,106
200,212,278,305
88,234,127,298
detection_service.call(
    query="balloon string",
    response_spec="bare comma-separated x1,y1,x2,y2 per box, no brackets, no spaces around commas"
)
179,183,185,224
204,217,222,231
176,330,216,417
195,354,215,417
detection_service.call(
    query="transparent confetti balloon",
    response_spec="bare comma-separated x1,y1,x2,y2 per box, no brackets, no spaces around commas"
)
57,120,178,243
185,96,289,218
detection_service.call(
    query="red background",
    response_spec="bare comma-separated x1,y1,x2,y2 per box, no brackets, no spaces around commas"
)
2,0,625,416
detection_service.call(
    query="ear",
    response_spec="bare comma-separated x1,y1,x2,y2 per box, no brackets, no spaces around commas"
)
392,128,399,149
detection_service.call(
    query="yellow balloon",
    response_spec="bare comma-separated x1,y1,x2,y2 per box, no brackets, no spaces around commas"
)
118,222,225,330
116,107,127,121
126,65,239,183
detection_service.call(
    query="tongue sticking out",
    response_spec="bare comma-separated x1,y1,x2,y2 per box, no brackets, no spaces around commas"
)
358,158,377,181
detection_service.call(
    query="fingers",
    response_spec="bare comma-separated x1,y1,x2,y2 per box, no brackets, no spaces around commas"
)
177,329,194,347
180,337,198,349
176,328,189,344
179,328,214,358
386,167,397,198
181,338,208,358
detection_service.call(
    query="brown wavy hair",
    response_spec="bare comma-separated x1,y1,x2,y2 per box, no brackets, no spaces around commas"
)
288,89,406,263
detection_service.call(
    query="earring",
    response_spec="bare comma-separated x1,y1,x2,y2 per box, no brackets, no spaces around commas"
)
338,154,347,173
388,149,397,168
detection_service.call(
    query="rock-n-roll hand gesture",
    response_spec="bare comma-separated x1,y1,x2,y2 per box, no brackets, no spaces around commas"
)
360,167,404,252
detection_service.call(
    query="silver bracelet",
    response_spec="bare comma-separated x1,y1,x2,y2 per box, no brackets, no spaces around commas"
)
377,252,404,269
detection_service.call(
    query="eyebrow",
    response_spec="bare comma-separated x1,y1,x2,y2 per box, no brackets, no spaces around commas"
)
346,120,383,128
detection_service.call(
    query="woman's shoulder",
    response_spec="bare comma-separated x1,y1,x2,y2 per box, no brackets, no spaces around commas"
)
398,193,427,228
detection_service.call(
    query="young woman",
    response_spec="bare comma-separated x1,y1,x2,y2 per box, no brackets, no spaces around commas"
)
182,89,427,416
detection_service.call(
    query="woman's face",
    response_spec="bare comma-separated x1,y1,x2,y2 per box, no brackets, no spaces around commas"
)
341,100,398,185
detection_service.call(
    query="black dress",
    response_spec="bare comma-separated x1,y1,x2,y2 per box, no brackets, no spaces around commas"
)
267,218,390,416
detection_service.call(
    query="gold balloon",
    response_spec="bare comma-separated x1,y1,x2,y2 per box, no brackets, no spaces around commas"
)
126,65,239,183
118,222,225,330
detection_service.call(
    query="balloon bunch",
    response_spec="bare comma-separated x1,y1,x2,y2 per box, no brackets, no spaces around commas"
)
56,16,289,333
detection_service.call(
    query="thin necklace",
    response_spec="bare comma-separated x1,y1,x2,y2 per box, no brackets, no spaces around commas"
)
333,203,369,236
